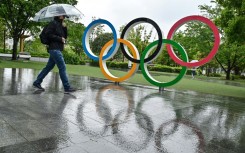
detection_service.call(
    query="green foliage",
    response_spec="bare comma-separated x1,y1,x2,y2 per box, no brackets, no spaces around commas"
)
90,32,113,56
226,16,245,43
88,60,129,69
24,39,49,57
89,17,105,42
199,0,245,80
174,22,214,61
209,73,222,77
0,48,12,54
0,18,6,48
119,25,154,56
107,61,128,69
147,64,185,74
89,60,99,67
0,0,78,60
66,21,86,55
63,49,84,65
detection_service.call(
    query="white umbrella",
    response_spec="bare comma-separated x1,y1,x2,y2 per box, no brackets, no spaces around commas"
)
190,60,199,68
33,4,84,22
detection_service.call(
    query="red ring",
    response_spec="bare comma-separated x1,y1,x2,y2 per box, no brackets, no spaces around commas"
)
167,15,220,67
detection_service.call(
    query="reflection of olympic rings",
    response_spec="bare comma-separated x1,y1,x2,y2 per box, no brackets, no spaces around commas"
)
76,85,205,152
155,119,205,153
76,101,109,138
95,84,135,122
76,84,134,138
82,16,220,87
135,92,179,135
135,92,204,153
112,110,154,152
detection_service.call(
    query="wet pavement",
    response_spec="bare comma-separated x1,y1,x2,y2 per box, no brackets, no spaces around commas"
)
0,68,244,153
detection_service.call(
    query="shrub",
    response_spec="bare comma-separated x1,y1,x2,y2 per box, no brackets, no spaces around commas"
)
108,61,128,69
148,64,174,73
0,48,12,53
240,75,245,79
30,52,49,58
209,73,222,77
63,51,84,65
90,60,99,67
232,75,245,80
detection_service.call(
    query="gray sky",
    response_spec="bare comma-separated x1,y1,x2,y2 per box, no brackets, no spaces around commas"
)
76,0,211,37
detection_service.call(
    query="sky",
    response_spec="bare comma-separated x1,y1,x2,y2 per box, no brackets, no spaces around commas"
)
76,0,212,37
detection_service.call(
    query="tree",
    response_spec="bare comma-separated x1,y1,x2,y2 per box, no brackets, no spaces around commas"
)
121,25,153,55
89,16,105,42
119,24,154,62
0,18,7,49
66,20,86,56
173,21,218,76
200,0,245,79
90,32,114,59
0,0,78,60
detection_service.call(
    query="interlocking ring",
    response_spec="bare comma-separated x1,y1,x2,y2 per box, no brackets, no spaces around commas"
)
82,16,220,87
82,19,117,61
120,17,163,63
140,39,188,87
99,39,140,82
167,15,220,67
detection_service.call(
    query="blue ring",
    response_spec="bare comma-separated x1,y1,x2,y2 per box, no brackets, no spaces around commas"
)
82,19,117,61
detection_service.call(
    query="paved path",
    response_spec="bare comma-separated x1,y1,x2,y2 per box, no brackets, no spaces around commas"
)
0,68,244,153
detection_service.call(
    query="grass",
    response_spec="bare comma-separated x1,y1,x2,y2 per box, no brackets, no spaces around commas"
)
0,59,245,99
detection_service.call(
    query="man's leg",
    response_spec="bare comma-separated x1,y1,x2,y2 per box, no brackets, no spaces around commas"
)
49,50,70,90
33,55,55,89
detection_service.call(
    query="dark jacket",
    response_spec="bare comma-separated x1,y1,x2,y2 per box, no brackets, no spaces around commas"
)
46,17,67,51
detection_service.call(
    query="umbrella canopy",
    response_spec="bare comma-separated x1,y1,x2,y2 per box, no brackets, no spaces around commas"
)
190,60,199,68
190,60,199,63
33,4,84,22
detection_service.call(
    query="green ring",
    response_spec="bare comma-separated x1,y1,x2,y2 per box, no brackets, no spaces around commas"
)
140,39,188,87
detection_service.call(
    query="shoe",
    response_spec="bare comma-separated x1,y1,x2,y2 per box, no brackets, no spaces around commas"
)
64,87,76,94
33,83,45,91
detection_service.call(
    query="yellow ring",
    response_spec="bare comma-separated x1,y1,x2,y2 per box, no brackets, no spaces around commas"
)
99,39,139,82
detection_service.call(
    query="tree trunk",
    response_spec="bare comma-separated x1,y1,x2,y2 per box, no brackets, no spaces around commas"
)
234,66,240,75
226,69,231,80
206,65,210,77
12,36,19,60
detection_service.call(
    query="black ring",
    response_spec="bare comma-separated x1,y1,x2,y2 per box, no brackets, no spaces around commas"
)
120,17,163,63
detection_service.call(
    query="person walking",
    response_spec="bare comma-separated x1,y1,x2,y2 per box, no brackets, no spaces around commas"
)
33,15,76,93
191,67,197,79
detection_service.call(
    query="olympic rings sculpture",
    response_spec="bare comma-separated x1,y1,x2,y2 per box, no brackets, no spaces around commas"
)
82,16,220,87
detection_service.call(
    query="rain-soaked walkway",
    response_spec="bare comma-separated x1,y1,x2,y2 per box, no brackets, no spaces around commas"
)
0,68,244,153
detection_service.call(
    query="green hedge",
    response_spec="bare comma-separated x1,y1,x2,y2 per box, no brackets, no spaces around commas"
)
0,48,12,53
209,73,222,77
89,61,128,69
148,64,184,73
90,60,99,66
107,61,128,69
232,75,245,80
63,51,85,65
30,52,49,58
